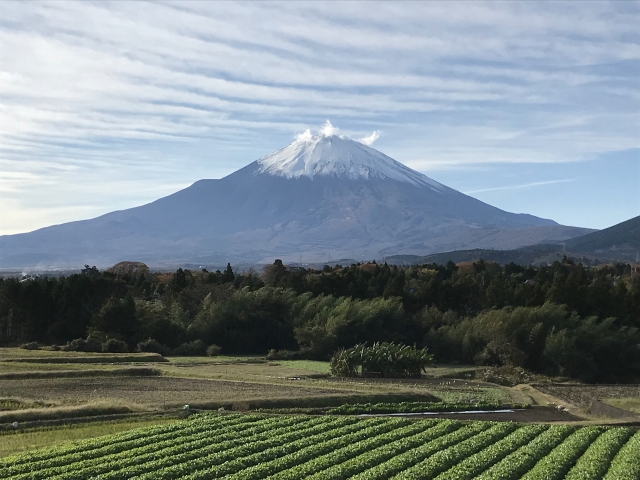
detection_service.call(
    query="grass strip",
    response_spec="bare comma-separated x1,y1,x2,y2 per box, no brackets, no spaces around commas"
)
0,404,135,423
0,367,162,380
2,354,167,363
0,417,178,460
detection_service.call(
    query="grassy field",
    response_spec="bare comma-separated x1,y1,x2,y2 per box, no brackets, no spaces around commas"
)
0,348,514,412
4,344,626,462
533,384,640,409
0,417,179,458
0,348,166,360
1,413,639,479
604,398,640,414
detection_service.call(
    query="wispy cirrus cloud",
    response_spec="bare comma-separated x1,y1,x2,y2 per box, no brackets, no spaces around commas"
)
0,1,638,234
464,179,575,195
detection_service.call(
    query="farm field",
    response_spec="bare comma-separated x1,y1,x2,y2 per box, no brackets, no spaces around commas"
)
1,413,639,480
605,398,640,414
0,417,179,458
0,377,348,408
0,348,517,415
534,384,640,409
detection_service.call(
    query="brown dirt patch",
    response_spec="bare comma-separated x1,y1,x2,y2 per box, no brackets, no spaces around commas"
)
0,376,346,408
533,384,640,409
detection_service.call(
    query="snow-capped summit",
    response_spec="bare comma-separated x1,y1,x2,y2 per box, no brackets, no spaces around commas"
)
0,123,593,269
256,130,442,189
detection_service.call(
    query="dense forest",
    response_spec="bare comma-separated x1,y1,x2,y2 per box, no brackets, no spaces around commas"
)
1,258,639,382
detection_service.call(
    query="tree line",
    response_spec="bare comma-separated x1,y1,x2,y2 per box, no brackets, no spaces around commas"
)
1,258,639,382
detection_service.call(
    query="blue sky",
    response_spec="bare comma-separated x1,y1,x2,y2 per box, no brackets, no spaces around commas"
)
0,1,638,235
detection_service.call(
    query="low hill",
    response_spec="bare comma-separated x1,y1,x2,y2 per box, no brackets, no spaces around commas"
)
565,215,640,261
385,246,585,267
383,215,640,266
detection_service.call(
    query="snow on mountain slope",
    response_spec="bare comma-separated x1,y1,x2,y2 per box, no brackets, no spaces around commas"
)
256,131,443,189
0,126,591,269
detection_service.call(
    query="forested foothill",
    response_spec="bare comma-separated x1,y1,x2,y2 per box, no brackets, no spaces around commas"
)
1,258,639,383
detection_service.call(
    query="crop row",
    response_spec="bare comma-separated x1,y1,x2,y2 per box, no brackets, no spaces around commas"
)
434,424,548,480
474,425,574,480
305,421,491,480
185,420,434,480
128,417,404,480
388,422,516,479
11,415,309,480
4,414,640,480
565,427,633,480
268,419,459,480
1,414,262,478
0,413,232,469
216,417,420,480
603,430,640,480
347,421,491,480
520,426,604,480
72,416,344,480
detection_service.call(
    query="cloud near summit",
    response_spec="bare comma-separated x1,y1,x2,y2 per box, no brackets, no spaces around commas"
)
295,121,380,146
0,1,638,234
358,131,381,146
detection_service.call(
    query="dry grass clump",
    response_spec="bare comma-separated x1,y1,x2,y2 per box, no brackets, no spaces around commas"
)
0,398,52,411
0,401,140,423
2,353,168,364
0,367,162,380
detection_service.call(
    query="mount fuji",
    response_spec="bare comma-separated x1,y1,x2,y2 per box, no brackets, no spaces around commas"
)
0,130,593,268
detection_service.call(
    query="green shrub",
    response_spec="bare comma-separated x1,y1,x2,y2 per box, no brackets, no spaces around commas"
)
267,349,292,360
62,338,102,352
206,344,222,357
266,349,320,360
173,340,206,356
41,345,61,351
331,342,434,378
102,338,129,353
136,338,169,355
19,342,40,350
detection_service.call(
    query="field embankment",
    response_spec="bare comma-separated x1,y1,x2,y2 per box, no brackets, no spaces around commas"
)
2,354,167,364
0,367,161,380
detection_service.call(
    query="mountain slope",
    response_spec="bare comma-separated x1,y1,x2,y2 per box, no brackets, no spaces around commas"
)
0,133,592,268
565,215,640,261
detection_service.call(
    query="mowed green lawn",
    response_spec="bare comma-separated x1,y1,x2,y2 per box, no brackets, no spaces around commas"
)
0,417,179,459
1,413,639,480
